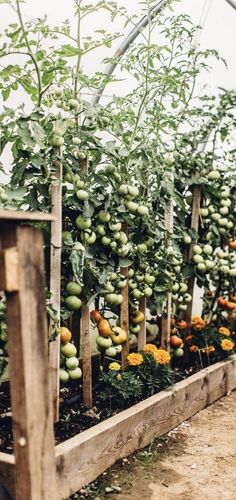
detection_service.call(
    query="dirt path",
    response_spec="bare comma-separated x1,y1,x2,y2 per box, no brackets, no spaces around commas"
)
77,390,236,500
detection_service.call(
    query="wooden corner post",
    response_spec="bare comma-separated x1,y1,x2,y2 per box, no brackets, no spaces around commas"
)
0,222,58,500
161,174,174,351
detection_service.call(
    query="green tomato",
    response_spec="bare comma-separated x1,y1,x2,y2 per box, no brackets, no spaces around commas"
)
207,170,221,180
95,224,106,236
76,180,85,189
86,232,96,245
218,218,228,227
193,254,204,264
183,293,192,303
229,268,236,277
116,279,127,289
110,241,117,251
105,282,115,293
98,210,110,223
136,274,144,283
115,294,124,305
203,244,213,256
174,348,184,358
205,260,214,270
219,206,229,216
137,205,149,216
178,304,187,311
174,265,181,273
183,235,192,244
66,357,79,370
113,172,122,183
66,282,82,296
105,164,116,175
125,200,138,213
118,184,129,196
180,283,188,293
68,98,79,109
96,336,112,349
130,324,141,334
144,274,155,285
227,221,234,229
200,208,209,217
119,231,128,245
75,216,91,230
144,287,153,298
197,263,206,272
220,198,231,207
72,137,81,145
109,221,122,232
68,367,82,380
54,87,63,97
101,236,111,246
105,293,119,304
65,296,82,311
59,369,69,383
145,237,154,248
105,347,117,357
113,232,121,241
132,289,142,299
128,185,139,198
109,272,118,281
61,342,77,358
137,243,147,253
211,213,221,222
172,283,179,292
51,135,64,147
193,244,202,255
115,344,123,354
128,269,135,278
76,189,89,201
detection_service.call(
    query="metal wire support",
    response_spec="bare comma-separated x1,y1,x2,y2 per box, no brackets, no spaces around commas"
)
225,0,236,9
91,0,170,105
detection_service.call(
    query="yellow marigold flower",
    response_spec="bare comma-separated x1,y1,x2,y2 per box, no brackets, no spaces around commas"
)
153,349,171,365
221,339,235,351
117,374,122,381
189,345,199,352
218,327,231,337
109,362,121,371
142,343,158,355
202,346,215,354
127,353,144,366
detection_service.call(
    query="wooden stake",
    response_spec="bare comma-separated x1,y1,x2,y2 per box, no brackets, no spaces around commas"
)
0,222,58,500
138,297,146,350
121,266,129,368
161,185,174,351
49,160,62,422
80,157,92,407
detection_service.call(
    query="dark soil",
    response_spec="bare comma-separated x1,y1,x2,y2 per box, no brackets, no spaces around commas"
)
0,364,199,455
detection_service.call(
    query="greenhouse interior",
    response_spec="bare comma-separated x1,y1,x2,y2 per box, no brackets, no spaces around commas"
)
0,0,236,499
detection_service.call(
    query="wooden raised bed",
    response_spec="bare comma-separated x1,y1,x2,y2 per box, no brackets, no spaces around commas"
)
1,354,236,499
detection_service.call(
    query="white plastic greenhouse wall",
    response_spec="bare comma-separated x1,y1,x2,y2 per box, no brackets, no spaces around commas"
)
0,0,235,316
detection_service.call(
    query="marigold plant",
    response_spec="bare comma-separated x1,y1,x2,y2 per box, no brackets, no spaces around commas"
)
142,344,158,355
221,339,235,351
109,362,121,371
127,353,144,366
153,349,171,365
218,327,231,337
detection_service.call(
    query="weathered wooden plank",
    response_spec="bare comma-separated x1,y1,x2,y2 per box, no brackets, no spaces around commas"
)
138,297,146,350
49,160,62,421
0,247,19,292
161,188,174,350
54,355,236,498
1,356,236,498
120,266,129,368
0,223,58,500
0,210,56,221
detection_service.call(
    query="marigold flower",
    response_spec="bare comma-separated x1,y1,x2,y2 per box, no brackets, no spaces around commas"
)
109,362,121,371
117,374,122,381
221,339,235,351
202,346,215,354
189,345,199,352
218,327,231,337
127,353,144,366
142,343,158,355
191,316,206,330
153,349,171,365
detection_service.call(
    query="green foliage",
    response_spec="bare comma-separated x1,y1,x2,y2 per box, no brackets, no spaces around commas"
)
132,354,174,397
98,369,143,408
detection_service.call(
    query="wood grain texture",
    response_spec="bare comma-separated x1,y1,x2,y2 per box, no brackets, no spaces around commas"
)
81,304,92,407
49,160,62,421
0,453,15,498
138,297,146,350
161,192,174,350
0,210,56,221
1,355,236,499
0,247,19,292
0,223,58,500
53,354,236,499
120,266,129,368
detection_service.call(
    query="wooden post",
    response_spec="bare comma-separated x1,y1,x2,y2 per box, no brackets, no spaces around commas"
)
161,183,174,351
185,185,202,326
121,266,129,368
80,158,92,407
49,160,62,421
0,222,58,500
138,296,146,350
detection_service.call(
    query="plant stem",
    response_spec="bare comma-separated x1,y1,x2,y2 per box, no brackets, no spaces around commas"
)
15,0,42,106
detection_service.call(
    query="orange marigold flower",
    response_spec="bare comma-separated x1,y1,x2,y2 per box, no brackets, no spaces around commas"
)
218,327,231,337
127,353,144,366
202,346,215,354
189,345,199,352
221,339,235,351
192,316,206,330
142,343,158,355
153,349,171,365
